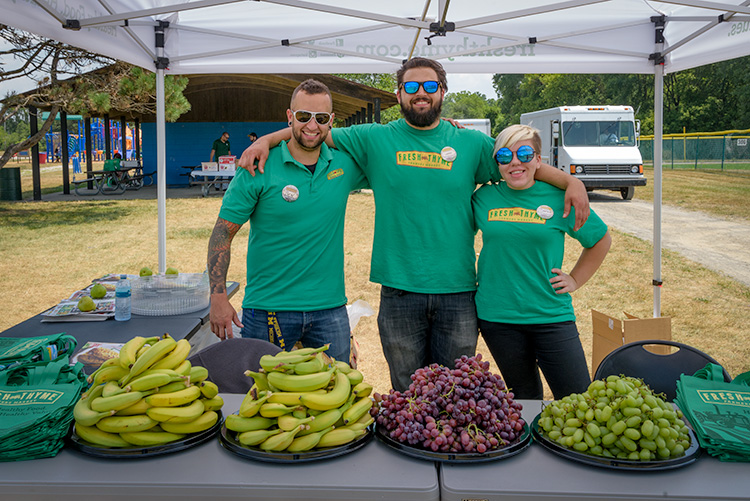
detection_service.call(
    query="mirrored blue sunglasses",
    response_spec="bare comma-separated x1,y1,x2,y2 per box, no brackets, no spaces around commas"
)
495,145,536,165
401,80,440,94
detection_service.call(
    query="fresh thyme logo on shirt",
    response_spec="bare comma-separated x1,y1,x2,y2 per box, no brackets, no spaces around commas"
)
327,168,344,180
397,151,453,170
488,207,546,224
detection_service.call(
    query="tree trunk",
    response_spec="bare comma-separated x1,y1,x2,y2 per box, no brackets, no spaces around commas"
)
0,104,61,168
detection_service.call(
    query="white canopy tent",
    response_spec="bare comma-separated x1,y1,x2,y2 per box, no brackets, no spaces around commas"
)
3,0,750,316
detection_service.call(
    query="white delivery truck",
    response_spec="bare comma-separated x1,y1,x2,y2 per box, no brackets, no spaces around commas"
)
520,106,646,200
456,119,492,136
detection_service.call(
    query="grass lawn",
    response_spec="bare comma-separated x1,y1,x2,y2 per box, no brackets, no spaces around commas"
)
637,165,750,221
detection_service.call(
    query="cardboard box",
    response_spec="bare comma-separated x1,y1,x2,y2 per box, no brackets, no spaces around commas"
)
591,309,671,376
218,155,236,172
201,161,218,172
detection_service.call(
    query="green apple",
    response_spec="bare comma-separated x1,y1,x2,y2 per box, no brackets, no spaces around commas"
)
90,283,107,299
165,267,179,276
139,267,154,277
77,296,96,312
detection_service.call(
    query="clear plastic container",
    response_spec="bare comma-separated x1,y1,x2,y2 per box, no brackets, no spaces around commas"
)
131,272,209,316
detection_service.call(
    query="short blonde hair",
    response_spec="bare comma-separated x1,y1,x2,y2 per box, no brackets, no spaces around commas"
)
493,124,542,159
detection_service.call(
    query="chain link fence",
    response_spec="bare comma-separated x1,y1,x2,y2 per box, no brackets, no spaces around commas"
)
639,132,750,171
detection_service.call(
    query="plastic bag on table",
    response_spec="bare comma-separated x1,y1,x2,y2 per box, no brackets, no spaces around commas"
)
346,300,375,369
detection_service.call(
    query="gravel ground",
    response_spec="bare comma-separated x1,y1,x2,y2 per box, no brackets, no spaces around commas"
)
589,192,750,287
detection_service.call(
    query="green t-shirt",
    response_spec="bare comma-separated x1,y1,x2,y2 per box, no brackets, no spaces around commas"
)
472,181,608,324
332,119,497,293
212,138,230,158
219,142,367,311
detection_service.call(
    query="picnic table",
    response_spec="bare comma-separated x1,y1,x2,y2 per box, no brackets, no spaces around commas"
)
181,165,202,186
72,161,154,196
190,169,236,197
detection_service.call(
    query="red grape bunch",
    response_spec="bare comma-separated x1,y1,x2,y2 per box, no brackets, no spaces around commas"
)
371,354,525,453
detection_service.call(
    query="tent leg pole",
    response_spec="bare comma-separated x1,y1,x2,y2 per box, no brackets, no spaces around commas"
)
653,64,664,318
156,64,167,274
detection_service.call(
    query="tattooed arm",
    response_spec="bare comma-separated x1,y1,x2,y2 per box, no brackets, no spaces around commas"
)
208,217,244,340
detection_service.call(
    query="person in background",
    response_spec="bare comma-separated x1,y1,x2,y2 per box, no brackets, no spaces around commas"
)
237,58,590,392
206,79,367,363
248,132,258,144
210,131,231,162
102,151,125,184
472,124,611,399
210,131,231,191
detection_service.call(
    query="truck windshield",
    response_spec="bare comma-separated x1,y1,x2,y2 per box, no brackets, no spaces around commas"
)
562,121,636,147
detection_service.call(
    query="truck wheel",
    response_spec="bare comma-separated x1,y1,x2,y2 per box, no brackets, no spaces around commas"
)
620,187,634,200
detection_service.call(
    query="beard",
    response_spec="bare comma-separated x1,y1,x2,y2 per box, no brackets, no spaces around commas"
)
292,126,327,151
400,98,442,128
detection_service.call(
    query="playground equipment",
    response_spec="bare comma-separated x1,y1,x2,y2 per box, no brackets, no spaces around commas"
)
44,117,141,164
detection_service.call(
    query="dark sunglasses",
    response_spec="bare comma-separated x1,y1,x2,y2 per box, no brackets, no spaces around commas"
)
496,145,536,164
292,110,332,125
401,80,440,94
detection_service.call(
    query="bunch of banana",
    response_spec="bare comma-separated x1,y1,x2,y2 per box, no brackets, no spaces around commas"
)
226,347,374,453
73,334,224,448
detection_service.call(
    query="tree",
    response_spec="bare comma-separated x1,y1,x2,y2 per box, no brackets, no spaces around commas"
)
492,74,646,123
492,55,750,135
443,91,489,118
0,25,191,168
442,90,506,136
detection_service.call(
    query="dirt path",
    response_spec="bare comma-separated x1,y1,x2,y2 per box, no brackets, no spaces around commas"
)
589,193,750,287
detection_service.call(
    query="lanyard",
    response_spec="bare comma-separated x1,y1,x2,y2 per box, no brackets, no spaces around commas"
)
267,311,286,350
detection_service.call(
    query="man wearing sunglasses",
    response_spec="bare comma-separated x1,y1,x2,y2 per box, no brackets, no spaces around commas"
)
207,79,367,364
210,131,232,191
238,58,589,392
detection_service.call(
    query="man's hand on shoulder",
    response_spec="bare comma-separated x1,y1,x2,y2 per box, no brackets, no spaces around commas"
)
238,138,270,176
441,117,465,128
563,177,590,231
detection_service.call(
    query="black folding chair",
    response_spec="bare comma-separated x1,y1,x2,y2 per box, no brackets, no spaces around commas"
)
593,339,732,401
187,338,281,393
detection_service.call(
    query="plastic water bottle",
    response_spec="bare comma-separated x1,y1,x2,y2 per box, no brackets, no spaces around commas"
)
115,274,131,321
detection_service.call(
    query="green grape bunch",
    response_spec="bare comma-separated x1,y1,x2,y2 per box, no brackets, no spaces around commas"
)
537,375,691,461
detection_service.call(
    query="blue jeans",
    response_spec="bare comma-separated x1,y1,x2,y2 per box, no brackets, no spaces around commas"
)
240,306,350,363
378,286,478,392
478,320,591,400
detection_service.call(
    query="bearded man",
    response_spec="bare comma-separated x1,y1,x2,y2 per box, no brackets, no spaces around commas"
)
237,58,590,391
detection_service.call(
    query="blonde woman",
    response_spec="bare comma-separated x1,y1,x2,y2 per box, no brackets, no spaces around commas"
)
472,124,612,399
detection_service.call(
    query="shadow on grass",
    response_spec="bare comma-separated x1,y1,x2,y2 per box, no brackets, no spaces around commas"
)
0,201,136,230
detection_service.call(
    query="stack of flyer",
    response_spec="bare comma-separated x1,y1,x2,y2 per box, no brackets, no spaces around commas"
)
41,280,117,322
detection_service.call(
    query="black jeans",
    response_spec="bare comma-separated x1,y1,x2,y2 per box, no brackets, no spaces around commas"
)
478,320,591,400
378,286,479,392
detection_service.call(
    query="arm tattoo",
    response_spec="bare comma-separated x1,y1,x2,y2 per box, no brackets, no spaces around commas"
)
207,217,243,295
